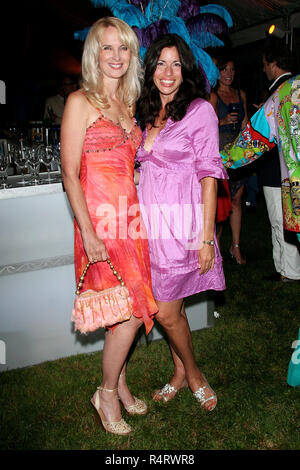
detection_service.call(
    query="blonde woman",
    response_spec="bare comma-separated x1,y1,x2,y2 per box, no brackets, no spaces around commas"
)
60,17,157,436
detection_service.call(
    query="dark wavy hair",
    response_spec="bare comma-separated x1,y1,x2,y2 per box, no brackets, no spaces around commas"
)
211,48,238,93
263,37,295,72
137,34,208,130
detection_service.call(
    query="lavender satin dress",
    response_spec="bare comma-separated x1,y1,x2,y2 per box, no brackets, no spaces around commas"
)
137,99,228,301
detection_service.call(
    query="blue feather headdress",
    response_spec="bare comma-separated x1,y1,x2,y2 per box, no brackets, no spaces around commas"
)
74,1,233,88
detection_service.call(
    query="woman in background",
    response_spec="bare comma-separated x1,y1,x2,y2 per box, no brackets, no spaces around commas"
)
210,52,248,264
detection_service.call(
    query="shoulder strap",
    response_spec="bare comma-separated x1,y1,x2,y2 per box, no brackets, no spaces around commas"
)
237,89,242,103
216,92,222,104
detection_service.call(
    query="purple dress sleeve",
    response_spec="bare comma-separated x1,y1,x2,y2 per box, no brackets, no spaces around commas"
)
188,100,228,181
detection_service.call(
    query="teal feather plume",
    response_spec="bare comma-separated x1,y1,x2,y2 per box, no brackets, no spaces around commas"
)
190,31,224,48
110,5,147,27
167,17,191,45
199,4,233,27
190,41,220,87
90,0,120,9
90,0,147,27
74,27,91,40
145,0,181,24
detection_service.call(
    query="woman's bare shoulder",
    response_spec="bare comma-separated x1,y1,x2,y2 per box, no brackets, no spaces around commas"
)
66,89,89,108
240,89,247,100
209,92,218,111
64,90,99,126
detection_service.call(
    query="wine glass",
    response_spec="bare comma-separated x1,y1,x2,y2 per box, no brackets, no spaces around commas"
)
52,142,62,182
27,144,41,185
0,140,11,189
229,103,241,132
9,140,29,185
37,144,56,183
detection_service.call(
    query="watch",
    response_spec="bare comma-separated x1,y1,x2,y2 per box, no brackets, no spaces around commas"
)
202,240,215,246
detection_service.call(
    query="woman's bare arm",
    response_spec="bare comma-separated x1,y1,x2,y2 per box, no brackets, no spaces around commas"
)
240,89,248,129
198,176,217,274
209,92,218,113
60,92,109,262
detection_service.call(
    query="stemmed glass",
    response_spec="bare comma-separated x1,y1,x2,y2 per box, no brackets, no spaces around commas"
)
9,141,29,185
229,103,240,132
37,144,56,183
27,144,41,185
0,140,11,189
52,142,62,182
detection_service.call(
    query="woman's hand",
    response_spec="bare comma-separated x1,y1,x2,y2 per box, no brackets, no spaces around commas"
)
220,112,238,126
198,244,215,275
253,102,264,110
81,230,109,263
134,169,140,185
199,177,217,275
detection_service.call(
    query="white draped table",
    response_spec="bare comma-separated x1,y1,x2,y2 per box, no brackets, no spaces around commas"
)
0,177,214,371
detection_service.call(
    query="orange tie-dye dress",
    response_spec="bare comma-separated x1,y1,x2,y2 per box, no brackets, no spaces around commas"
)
74,110,157,334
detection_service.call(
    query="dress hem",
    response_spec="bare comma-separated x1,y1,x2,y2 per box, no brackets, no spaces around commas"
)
150,257,223,274
154,285,226,303
108,309,157,335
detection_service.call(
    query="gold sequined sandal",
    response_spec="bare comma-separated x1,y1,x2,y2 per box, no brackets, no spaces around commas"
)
91,386,133,435
118,373,148,415
122,397,148,415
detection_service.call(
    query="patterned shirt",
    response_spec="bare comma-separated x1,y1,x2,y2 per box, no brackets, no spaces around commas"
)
221,75,300,236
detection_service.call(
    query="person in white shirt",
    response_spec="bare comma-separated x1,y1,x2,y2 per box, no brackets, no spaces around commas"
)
44,76,77,125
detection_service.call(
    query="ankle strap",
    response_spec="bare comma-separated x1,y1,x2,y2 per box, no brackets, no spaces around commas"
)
97,386,118,392
232,243,240,248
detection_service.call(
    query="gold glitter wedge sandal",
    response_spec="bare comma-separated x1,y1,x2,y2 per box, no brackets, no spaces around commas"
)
118,372,148,415
122,397,148,415
91,386,133,435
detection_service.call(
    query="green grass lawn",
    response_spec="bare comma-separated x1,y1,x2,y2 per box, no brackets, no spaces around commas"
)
1,198,299,450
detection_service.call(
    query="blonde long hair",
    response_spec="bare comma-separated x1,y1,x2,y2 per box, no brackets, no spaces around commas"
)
81,17,143,111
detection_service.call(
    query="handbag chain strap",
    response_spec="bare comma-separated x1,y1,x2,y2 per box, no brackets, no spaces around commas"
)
76,259,125,295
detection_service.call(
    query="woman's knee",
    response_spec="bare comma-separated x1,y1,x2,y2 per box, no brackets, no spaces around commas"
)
156,309,179,330
155,300,183,329
130,315,143,330
232,187,244,205
232,195,241,208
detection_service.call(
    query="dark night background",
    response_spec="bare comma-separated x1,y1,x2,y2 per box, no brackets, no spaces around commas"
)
1,0,112,126
1,0,300,127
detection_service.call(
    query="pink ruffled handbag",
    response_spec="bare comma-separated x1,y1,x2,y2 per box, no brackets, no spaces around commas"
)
72,259,133,334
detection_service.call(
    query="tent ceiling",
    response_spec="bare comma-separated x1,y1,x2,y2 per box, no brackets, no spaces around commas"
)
12,1,300,35
16,1,300,32
211,0,300,32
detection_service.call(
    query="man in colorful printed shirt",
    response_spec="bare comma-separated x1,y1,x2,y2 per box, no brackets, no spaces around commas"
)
255,40,299,283
221,73,300,387
221,74,300,254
